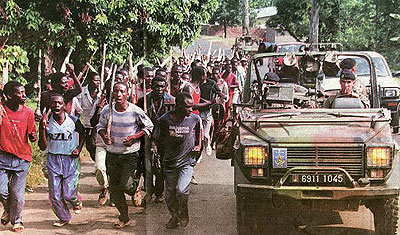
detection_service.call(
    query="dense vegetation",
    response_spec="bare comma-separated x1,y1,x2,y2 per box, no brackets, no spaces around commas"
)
0,0,219,85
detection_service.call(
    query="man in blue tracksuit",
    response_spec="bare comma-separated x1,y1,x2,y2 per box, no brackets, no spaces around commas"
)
38,94,85,227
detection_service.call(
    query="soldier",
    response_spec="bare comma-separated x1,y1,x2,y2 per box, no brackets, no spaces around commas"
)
323,70,370,108
340,58,365,96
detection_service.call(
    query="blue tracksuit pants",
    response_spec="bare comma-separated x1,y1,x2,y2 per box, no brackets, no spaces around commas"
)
47,153,81,222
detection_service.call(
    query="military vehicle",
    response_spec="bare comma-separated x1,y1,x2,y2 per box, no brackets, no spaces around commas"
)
216,51,400,234
232,36,259,57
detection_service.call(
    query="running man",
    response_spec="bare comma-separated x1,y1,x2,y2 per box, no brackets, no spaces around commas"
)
155,92,202,228
97,82,153,229
0,81,36,233
38,94,85,227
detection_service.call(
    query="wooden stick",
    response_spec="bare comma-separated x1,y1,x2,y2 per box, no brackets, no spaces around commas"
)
35,48,42,114
0,37,8,51
100,44,107,90
106,65,117,138
106,63,114,81
77,49,97,81
160,55,171,68
129,57,144,104
1,60,8,86
60,47,73,73
118,59,126,71
206,41,213,64
87,62,98,73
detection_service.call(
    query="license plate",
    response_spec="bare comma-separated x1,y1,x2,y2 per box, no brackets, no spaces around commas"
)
291,173,345,185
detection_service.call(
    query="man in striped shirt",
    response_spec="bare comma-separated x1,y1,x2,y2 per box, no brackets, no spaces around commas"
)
97,82,153,229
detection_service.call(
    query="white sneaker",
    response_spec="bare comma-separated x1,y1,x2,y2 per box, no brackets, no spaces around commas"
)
206,144,212,156
197,154,203,163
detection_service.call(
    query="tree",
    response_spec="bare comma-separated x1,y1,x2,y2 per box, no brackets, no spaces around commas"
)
209,0,241,38
0,0,219,85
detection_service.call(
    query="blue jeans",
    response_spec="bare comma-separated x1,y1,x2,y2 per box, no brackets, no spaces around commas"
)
0,152,30,225
165,164,194,219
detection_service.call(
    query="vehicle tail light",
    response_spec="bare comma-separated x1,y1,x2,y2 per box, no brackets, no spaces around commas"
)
244,147,267,166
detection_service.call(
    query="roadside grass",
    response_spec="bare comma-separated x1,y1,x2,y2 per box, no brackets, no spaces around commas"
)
25,99,91,188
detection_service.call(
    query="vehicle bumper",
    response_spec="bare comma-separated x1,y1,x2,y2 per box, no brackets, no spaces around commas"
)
237,183,400,200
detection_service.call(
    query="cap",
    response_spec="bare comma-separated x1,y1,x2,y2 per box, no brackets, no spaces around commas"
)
340,70,356,81
340,58,356,69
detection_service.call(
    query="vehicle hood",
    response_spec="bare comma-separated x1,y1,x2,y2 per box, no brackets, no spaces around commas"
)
239,109,392,144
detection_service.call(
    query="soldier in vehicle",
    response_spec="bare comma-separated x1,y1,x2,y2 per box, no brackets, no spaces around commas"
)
339,58,366,97
323,70,370,108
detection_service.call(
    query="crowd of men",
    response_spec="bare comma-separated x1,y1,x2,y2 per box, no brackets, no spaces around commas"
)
0,53,250,232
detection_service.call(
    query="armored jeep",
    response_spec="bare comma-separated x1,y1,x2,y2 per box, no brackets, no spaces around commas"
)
216,51,400,234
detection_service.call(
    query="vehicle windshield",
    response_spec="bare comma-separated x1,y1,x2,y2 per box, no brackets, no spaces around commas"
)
276,45,303,53
372,57,390,77
332,56,389,77
246,52,376,109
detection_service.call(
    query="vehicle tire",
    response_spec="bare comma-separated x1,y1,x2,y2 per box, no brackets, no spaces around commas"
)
393,108,400,133
368,196,399,235
236,195,260,234
236,196,296,234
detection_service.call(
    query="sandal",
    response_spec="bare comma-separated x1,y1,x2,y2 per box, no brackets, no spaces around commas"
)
53,220,70,227
113,219,130,229
12,223,24,233
1,211,9,225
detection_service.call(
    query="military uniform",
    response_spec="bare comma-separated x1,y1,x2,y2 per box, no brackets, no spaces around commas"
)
323,91,370,108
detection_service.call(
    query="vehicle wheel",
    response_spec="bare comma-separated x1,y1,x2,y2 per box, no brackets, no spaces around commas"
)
393,109,400,133
368,196,399,235
236,196,296,234
236,195,260,234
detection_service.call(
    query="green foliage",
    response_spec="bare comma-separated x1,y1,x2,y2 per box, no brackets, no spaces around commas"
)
0,0,218,84
209,0,241,27
0,45,30,85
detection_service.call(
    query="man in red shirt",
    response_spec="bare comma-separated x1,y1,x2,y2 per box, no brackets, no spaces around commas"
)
222,62,239,119
0,81,36,233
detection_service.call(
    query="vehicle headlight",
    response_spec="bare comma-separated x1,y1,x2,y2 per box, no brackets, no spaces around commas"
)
243,147,267,166
383,88,400,98
367,147,391,167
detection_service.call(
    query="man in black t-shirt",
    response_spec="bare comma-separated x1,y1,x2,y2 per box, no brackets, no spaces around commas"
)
197,66,221,156
155,92,202,229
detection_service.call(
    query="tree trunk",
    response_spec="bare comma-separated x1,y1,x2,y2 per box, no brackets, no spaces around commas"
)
143,24,147,58
309,0,320,51
224,21,227,38
242,0,250,36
